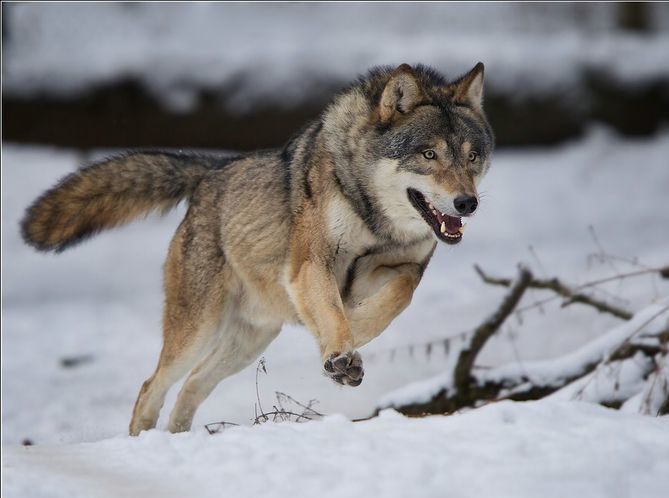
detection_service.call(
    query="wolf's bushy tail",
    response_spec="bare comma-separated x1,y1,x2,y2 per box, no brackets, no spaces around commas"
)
21,151,223,252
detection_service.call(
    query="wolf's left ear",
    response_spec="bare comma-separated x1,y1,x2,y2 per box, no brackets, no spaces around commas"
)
447,62,485,112
378,64,426,123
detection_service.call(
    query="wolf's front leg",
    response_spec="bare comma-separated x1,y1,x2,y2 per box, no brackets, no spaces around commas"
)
288,257,364,387
344,262,424,348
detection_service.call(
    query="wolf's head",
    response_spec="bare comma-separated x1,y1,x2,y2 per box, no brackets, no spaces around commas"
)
373,63,493,245
327,63,494,245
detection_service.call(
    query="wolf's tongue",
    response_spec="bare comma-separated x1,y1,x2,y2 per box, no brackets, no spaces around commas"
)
435,211,462,234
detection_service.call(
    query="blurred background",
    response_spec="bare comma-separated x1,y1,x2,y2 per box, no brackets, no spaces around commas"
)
3,2,669,150
2,2,669,445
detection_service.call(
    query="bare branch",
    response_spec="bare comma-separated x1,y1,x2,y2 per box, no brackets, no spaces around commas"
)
658,396,669,416
454,266,532,393
475,264,633,320
510,266,668,316
573,267,669,291
607,308,669,363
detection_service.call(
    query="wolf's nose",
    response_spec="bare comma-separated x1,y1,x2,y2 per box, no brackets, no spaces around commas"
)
454,195,478,215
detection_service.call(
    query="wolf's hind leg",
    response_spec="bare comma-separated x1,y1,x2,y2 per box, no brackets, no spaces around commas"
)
167,316,280,433
345,262,423,348
129,213,227,436
129,335,212,436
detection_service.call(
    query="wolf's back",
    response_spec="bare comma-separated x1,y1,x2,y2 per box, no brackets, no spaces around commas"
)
21,151,222,252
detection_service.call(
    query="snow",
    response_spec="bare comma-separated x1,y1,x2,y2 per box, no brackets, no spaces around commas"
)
3,129,669,495
492,301,669,385
3,400,669,498
4,3,669,111
546,303,669,406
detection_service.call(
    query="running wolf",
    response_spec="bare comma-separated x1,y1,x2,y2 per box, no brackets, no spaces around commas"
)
21,63,494,434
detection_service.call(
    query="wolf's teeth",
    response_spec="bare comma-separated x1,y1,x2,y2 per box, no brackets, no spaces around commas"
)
428,203,434,209
458,224,466,233
440,222,446,234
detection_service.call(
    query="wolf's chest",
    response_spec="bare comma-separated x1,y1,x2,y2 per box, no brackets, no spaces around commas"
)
325,197,377,286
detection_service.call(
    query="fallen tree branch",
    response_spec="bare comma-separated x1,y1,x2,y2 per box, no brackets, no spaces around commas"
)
453,266,532,394
474,265,633,320
386,260,669,417
516,314,669,402
393,318,669,417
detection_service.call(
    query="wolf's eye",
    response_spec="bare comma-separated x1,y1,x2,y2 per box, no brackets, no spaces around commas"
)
422,150,436,160
468,151,479,162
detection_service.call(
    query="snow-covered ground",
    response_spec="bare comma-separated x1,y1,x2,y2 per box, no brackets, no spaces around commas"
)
3,129,669,496
4,3,669,111
4,401,669,498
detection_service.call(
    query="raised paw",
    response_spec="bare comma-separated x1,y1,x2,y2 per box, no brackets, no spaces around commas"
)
323,351,364,387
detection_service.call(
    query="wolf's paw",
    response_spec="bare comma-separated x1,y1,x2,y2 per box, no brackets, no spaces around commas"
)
324,351,364,386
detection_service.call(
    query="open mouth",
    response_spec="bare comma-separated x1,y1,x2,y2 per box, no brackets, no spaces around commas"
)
407,188,464,244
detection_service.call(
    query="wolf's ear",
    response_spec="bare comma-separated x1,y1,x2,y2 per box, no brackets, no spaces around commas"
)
447,62,485,112
378,64,426,123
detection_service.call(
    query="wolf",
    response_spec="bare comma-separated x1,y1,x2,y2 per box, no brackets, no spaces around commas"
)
21,63,494,434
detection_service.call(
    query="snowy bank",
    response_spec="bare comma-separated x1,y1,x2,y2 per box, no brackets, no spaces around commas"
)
3,400,669,498
378,301,669,413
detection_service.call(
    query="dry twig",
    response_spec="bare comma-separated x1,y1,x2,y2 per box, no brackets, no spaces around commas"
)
206,358,325,433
